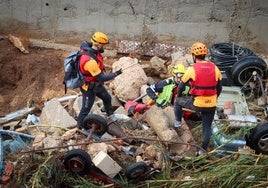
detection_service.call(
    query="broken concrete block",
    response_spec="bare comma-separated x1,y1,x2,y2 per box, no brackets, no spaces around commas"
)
40,98,77,131
92,151,122,178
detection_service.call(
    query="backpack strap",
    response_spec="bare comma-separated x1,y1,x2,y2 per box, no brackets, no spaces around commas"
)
77,50,98,79
79,50,97,61
64,50,97,94
64,83,67,94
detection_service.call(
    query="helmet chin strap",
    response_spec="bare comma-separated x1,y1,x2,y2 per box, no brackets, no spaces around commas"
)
97,45,104,53
92,44,104,53
192,54,197,63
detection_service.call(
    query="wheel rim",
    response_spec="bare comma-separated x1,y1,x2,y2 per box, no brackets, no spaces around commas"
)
67,156,86,173
237,66,263,85
258,133,268,153
85,121,105,135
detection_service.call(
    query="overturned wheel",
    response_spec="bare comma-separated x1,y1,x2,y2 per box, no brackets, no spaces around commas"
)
124,162,148,180
231,56,267,86
246,122,268,154
63,149,92,175
83,114,108,136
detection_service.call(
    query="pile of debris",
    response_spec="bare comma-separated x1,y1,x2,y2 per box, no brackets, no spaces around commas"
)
0,36,267,187
0,54,201,187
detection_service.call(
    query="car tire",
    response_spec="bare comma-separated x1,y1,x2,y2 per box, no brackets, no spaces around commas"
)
246,122,268,154
63,149,92,175
231,56,267,86
83,114,108,136
124,162,147,180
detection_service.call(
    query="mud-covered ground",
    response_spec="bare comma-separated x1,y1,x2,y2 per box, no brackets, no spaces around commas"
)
0,37,121,115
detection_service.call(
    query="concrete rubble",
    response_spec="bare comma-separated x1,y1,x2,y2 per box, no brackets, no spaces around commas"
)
0,43,202,184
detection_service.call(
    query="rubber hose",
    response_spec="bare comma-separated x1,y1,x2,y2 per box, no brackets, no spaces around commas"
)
209,43,255,70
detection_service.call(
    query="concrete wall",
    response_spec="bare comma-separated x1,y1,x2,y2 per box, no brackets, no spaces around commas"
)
0,0,267,53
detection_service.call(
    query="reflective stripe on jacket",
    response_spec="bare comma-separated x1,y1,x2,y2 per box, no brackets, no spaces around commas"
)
156,83,176,107
155,78,190,108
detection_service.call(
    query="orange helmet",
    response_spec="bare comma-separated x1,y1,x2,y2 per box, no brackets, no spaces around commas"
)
91,32,109,45
190,42,208,56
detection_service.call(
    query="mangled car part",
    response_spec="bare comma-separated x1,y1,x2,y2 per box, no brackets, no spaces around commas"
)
212,86,268,156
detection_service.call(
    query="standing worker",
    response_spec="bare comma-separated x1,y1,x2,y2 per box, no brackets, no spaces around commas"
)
174,42,222,155
77,31,122,129
146,63,190,108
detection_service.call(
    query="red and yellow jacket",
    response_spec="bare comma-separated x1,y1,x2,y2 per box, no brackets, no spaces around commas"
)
79,50,104,91
182,61,222,107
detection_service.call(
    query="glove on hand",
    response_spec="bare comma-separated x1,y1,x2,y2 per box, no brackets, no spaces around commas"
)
114,68,123,76
152,94,158,100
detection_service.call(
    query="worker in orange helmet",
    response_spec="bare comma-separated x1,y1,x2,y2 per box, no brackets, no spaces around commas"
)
174,42,222,155
77,32,122,129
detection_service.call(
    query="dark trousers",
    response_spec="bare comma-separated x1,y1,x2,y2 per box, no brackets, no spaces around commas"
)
198,107,216,150
174,96,196,121
77,83,113,128
174,96,216,150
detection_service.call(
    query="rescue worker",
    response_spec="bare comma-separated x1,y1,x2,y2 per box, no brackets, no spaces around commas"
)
174,42,222,155
77,32,122,129
146,63,190,108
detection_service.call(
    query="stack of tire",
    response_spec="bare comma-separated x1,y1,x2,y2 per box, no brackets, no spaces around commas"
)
209,43,267,86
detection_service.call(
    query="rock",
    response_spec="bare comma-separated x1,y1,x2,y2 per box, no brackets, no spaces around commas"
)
110,57,148,101
73,96,82,116
7,34,29,53
114,106,128,116
144,145,158,160
62,128,78,140
40,98,77,132
171,51,184,62
150,56,167,76
145,105,177,139
42,135,63,152
86,143,116,158
136,155,143,162
140,85,151,104
163,106,176,125
32,132,46,149
145,105,188,155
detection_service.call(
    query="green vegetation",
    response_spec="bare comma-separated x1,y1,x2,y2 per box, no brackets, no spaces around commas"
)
12,147,268,188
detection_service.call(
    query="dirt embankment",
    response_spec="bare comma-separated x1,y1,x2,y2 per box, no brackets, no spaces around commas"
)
0,38,72,115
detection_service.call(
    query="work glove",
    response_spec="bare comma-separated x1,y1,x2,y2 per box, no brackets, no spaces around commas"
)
152,95,158,100
114,68,122,76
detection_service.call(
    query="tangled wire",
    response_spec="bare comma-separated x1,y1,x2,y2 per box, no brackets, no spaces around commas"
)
209,43,255,71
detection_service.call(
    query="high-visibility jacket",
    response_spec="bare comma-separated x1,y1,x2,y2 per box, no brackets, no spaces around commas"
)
155,78,190,108
156,82,176,107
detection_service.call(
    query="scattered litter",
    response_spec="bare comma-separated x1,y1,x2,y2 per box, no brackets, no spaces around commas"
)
0,107,36,125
